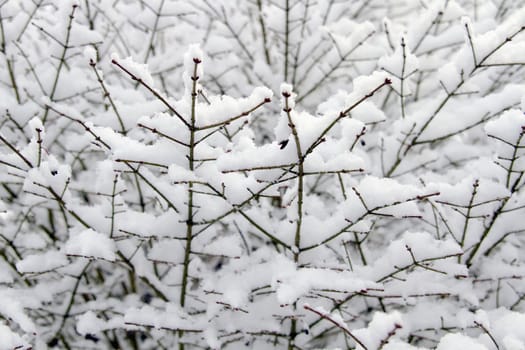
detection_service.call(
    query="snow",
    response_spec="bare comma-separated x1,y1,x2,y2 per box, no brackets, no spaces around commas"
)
378,37,419,93
383,340,425,350
474,309,490,329
488,309,525,349
76,311,105,336
202,235,243,257
347,71,390,104
1,1,525,349
64,229,116,261
27,117,44,137
23,158,73,204
350,101,386,123
124,305,205,331
16,250,68,274
303,151,365,173
118,210,187,239
69,22,103,46
0,262,13,284
360,231,463,282
0,324,29,350
324,19,376,58
147,239,184,264
343,176,423,219
111,53,155,86
0,290,36,334
192,86,272,129
436,333,488,350
503,336,525,350
354,312,404,350
485,109,525,144
204,327,221,349
83,46,97,63
274,265,381,304
438,62,464,93
168,163,200,183
431,177,509,211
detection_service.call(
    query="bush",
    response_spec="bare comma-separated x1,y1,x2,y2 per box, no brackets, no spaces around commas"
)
1,0,525,349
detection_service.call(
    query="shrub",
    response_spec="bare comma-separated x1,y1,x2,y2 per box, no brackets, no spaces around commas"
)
1,0,525,349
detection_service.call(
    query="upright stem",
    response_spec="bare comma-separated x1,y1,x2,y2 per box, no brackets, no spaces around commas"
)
42,4,78,124
466,130,525,265
179,58,200,350
256,0,271,65
283,88,304,349
109,175,118,238
284,0,290,82
459,180,478,263
399,38,407,119
144,0,165,63
0,9,21,104
52,261,91,345
90,59,127,134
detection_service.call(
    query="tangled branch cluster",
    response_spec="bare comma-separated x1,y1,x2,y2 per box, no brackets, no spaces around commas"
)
0,0,525,349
